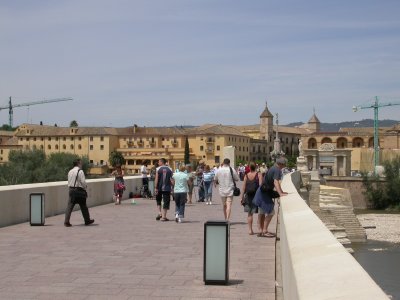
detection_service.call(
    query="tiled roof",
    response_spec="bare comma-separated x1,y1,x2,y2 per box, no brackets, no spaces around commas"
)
187,124,249,137
15,124,123,136
260,103,273,118
3,136,20,146
0,130,15,137
308,113,320,123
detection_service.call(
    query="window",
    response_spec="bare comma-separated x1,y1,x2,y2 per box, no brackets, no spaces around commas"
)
55,137,58,141
48,137,51,141
100,136,104,141
90,136,93,141
78,137,81,141
63,137,66,141
63,144,66,150
78,144,82,150
33,137,36,141
70,145,74,150
100,145,104,150
90,145,93,150
48,145,51,150
40,145,44,150
55,145,59,150
200,145,204,151
100,160,104,164
215,156,220,163
26,137,29,141
70,137,74,141
217,145,220,150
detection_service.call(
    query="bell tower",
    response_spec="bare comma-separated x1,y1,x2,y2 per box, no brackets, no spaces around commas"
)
259,101,274,141
308,108,321,132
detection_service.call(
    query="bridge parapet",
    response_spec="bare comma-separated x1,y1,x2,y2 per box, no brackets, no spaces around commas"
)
0,176,143,228
279,171,388,299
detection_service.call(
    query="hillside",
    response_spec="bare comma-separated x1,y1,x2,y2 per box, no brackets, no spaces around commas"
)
285,119,399,132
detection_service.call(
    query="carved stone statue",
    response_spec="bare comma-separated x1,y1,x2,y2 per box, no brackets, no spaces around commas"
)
298,139,304,157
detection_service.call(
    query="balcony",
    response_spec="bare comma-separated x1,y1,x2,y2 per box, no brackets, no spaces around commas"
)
206,138,214,144
205,148,214,153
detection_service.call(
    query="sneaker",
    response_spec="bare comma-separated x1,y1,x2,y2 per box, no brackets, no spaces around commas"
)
175,213,179,223
178,218,182,223
156,214,162,221
209,201,212,205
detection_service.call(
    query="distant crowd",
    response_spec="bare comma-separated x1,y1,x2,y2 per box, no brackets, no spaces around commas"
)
65,157,289,238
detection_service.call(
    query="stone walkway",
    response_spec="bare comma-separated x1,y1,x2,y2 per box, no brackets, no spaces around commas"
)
0,183,276,300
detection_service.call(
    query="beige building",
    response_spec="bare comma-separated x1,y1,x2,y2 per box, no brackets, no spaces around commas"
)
2,102,398,175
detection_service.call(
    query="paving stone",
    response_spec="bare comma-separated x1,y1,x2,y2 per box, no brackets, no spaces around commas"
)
0,181,276,299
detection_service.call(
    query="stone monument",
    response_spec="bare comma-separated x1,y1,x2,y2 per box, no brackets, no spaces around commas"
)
296,139,308,172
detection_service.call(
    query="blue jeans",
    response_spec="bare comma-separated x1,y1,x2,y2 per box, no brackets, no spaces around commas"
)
204,181,213,201
174,192,187,218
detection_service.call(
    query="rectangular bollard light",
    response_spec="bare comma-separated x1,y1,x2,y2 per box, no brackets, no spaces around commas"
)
203,220,230,285
30,193,45,226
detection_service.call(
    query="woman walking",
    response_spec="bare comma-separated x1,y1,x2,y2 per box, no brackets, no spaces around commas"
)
171,165,190,223
111,164,125,205
241,162,262,235
203,165,215,205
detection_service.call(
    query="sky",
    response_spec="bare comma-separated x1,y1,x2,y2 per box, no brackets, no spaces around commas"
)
1,0,400,128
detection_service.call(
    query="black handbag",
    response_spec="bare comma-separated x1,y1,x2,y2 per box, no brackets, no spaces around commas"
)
229,167,241,197
71,170,88,199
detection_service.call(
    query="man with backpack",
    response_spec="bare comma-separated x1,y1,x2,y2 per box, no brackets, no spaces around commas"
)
253,157,288,237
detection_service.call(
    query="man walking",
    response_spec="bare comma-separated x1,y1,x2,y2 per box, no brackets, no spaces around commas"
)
254,157,288,237
154,158,173,221
64,159,94,227
214,158,239,221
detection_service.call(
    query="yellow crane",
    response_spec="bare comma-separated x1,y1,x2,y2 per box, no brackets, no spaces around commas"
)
0,96,73,128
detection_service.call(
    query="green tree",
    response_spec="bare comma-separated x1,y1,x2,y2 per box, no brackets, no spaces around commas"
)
70,120,78,127
109,151,125,167
362,157,400,210
184,136,190,165
0,150,90,185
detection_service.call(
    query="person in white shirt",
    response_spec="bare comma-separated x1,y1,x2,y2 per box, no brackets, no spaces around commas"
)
64,159,94,227
213,158,239,221
140,161,149,186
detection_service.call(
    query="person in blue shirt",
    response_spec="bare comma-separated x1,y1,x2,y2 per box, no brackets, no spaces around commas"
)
203,165,215,205
171,165,191,223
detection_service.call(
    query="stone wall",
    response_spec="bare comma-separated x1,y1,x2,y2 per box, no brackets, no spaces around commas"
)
279,172,388,299
324,176,370,209
0,176,143,228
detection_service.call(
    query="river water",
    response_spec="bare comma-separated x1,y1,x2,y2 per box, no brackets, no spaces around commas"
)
352,240,400,299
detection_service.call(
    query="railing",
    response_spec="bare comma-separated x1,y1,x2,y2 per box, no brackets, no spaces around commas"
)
279,171,389,299
0,176,143,228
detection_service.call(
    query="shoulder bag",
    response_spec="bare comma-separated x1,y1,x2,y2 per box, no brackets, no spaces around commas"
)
71,169,88,199
229,167,241,197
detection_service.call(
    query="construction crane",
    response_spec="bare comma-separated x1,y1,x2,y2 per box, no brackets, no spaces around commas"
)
352,96,400,173
0,96,73,128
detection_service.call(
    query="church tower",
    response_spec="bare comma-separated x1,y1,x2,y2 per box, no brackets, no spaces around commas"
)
259,101,274,141
308,108,321,132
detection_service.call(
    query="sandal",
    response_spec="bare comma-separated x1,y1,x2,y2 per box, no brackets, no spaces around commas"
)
264,232,276,238
160,218,169,222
